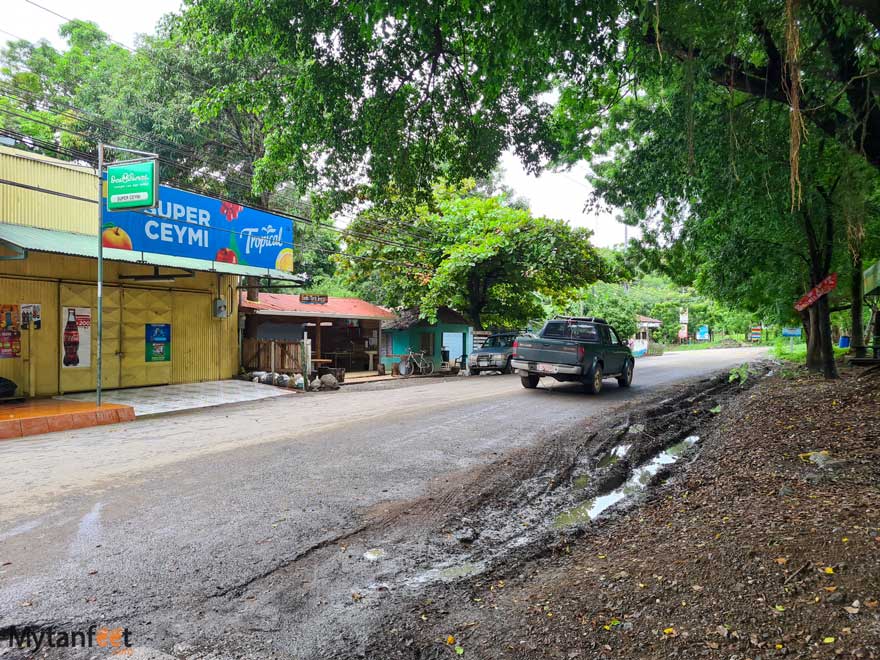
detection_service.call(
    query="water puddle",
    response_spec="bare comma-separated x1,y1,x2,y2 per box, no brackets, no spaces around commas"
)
555,436,699,527
596,444,631,468
412,560,486,584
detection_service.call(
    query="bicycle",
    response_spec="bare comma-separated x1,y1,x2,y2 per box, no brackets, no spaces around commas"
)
398,347,434,376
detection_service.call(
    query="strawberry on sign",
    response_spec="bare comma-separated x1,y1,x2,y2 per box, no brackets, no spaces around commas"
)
794,273,838,312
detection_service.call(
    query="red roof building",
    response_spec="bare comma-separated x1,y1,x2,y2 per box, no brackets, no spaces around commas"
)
240,293,397,375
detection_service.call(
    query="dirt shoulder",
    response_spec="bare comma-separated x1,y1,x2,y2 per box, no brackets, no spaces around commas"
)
359,364,880,659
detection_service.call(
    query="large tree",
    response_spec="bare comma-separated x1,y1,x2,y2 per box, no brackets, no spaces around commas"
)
338,182,606,329
573,67,879,376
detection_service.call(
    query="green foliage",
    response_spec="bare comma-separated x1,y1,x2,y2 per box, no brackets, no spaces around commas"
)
728,364,751,385
770,338,849,364
338,182,605,329
552,272,754,342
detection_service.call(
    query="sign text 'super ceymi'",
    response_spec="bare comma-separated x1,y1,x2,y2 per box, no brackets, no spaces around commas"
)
102,185,294,272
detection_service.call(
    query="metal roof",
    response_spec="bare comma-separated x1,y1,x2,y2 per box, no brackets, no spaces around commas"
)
240,292,396,320
0,223,301,281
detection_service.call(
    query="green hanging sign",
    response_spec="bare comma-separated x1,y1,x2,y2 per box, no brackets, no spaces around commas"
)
106,159,158,211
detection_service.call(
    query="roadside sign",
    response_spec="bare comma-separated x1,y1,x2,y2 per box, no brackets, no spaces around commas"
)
781,327,802,338
749,325,763,342
679,308,689,324
696,325,710,341
107,159,158,211
301,294,328,304
794,273,838,311
866,261,880,297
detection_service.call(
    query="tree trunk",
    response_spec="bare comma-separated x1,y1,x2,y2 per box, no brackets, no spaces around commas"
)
816,294,838,378
850,253,866,358
802,307,822,371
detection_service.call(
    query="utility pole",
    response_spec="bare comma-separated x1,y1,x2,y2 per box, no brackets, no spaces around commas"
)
96,143,104,406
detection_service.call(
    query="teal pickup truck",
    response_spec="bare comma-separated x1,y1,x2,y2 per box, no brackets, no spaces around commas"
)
510,316,634,394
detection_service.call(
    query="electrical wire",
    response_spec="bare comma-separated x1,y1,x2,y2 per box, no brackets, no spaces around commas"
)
7,2,441,242
0,83,438,246
0,129,431,268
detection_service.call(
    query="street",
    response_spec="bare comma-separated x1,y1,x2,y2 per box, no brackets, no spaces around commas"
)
0,347,765,658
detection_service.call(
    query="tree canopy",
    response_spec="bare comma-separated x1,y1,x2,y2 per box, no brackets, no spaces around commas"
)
338,182,606,329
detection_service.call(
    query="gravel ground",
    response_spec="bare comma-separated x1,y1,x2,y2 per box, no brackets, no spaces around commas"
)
354,363,880,659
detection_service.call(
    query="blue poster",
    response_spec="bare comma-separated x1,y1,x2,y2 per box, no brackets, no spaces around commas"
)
102,185,294,271
781,327,802,337
145,323,171,362
696,325,710,341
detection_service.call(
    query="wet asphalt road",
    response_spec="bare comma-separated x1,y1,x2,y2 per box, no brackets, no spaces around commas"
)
0,347,766,657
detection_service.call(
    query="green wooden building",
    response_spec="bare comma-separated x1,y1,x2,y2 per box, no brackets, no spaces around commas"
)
381,307,473,372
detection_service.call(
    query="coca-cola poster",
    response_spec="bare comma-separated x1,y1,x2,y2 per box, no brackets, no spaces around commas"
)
61,307,91,369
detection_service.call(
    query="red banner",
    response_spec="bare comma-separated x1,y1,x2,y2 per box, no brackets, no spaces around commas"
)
794,273,838,312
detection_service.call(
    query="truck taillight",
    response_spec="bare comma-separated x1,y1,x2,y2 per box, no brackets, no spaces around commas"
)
578,345,585,361
512,338,519,357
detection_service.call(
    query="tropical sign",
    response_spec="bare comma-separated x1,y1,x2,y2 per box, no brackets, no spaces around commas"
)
101,185,294,272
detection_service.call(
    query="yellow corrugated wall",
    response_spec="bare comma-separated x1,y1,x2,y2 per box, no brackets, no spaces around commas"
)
0,252,240,395
0,146,96,234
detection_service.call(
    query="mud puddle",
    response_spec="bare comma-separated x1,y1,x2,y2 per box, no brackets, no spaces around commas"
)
554,435,699,527
403,368,766,591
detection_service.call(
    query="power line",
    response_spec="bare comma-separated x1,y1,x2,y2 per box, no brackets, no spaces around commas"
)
0,127,435,262
0,85,439,247
0,174,425,269
8,3,441,243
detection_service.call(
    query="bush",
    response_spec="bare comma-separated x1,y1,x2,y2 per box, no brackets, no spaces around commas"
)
646,342,666,356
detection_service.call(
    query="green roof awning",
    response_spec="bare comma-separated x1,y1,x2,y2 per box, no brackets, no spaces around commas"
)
0,224,302,281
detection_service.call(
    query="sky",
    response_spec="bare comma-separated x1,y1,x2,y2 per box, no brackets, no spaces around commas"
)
2,0,632,247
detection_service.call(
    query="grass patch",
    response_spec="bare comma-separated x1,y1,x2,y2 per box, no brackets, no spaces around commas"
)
666,336,748,352
770,338,849,363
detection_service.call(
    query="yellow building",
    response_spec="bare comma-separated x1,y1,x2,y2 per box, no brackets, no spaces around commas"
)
0,146,297,397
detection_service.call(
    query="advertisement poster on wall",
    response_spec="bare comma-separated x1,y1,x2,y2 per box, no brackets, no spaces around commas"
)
145,323,171,362
21,304,42,330
0,304,21,358
61,307,92,368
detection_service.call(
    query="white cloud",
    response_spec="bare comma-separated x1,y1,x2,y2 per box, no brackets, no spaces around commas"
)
499,151,636,248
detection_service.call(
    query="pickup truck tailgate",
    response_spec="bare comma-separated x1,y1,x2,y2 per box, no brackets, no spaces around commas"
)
514,337,580,365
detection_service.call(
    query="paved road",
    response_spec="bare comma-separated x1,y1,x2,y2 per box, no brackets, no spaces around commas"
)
0,347,766,657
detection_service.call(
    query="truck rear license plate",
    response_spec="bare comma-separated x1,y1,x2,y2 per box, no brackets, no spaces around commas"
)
537,363,556,373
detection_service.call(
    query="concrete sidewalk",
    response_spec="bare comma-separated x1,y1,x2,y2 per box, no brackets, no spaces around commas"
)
56,379,293,416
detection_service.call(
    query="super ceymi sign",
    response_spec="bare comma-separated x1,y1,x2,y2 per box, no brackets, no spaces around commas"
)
794,273,838,312
106,160,158,211
102,185,294,271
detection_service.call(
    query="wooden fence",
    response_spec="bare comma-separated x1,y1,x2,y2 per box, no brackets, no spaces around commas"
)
242,339,304,374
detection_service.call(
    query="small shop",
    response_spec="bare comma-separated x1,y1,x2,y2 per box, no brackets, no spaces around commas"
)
240,292,397,379
632,314,662,357
0,145,298,399
381,307,473,372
